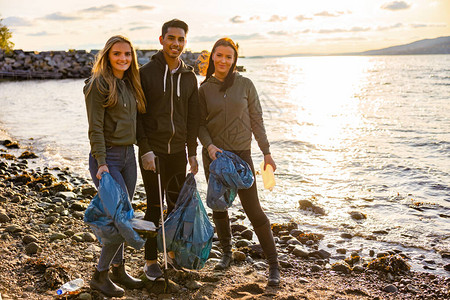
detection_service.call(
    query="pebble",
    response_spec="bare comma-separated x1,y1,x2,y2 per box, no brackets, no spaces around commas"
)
292,246,309,258
340,233,353,239
311,265,322,272
5,225,22,233
232,251,246,261
49,232,67,241
208,249,221,259
82,232,96,242
331,261,352,273
336,248,347,254
22,234,39,244
78,292,92,300
235,239,250,248
350,211,367,220
25,242,41,255
240,229,253,240
185,280,202,290
443,263,450,272
44,215,57,224
383,284,398,293
0,211,10,223
253,261,268,270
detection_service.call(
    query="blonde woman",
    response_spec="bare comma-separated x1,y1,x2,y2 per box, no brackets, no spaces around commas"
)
84,35,146,297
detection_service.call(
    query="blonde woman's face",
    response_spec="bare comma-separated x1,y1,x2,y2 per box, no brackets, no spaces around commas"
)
108,42,132,78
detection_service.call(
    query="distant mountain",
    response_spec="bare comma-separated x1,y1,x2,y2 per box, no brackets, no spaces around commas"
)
358,36,450,55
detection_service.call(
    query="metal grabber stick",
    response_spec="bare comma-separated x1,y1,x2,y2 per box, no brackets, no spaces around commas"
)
155,156,169,292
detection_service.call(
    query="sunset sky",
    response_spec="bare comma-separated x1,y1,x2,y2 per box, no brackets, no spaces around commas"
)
1,0,449,56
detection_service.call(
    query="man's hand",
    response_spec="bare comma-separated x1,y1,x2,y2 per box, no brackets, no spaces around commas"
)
263,154,276,172
141,151,156,171
207,144,222,160
96,164,109,180
188,156,198,175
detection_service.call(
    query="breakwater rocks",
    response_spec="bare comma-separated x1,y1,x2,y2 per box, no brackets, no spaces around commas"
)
1,140,449,299
0,49,202,80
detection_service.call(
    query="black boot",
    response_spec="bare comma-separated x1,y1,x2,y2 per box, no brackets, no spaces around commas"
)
110,260,144,289
213,211,233,270
254,220,280,286
90,268,125,298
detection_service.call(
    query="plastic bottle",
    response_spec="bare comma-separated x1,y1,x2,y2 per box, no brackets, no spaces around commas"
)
260,161,275,191
56,278,84,296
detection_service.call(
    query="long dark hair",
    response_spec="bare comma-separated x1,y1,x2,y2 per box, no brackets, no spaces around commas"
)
202,37,238,91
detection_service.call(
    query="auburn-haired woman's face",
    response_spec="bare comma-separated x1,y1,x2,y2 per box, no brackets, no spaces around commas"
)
108,42,132,78
212,45,235,78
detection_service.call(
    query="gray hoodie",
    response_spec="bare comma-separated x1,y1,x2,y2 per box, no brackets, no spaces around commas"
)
198,73,270,155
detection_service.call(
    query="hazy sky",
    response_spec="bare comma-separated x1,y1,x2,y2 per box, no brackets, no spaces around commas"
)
1,0,449,56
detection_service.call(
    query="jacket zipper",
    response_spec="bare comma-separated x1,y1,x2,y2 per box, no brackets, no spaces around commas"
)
167,73,176,154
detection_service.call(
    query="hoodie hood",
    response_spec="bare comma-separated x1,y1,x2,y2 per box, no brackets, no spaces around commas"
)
205,72,242,85
151,50,194,96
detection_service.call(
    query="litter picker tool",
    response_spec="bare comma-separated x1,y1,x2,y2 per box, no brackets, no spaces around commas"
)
155,156,169,292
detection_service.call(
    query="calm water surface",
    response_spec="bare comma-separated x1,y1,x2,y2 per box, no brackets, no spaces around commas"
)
1,55,449,276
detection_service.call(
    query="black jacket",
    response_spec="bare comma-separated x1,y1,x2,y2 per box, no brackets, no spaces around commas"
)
137,51,199,156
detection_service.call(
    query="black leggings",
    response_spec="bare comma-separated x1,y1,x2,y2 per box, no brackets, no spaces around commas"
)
202,148,269,228
139,150,187,260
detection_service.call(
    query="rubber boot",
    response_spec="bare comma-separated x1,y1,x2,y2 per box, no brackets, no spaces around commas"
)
213,212,233,270
90,268,125,297
110,259,144,289
254,220,280,286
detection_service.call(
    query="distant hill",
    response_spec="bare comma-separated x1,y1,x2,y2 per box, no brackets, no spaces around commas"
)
358,36,450,55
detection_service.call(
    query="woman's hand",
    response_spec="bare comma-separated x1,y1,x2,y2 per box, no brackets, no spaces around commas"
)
207,144,222,160
263,154,276,172
96,164,109,180
141,151,156,171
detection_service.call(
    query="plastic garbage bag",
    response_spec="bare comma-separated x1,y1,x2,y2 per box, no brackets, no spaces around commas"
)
84,172,145,249
206,150,254,211
157,173,214,270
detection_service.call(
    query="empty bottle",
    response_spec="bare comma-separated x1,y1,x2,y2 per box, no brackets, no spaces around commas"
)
56,278,84,296
260,161,275,191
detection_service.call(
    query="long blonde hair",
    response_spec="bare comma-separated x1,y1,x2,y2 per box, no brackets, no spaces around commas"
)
86,35,146,113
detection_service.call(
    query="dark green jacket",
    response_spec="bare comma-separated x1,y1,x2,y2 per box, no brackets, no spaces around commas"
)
84,77,137,165
137,51,199,156
198,73,270,155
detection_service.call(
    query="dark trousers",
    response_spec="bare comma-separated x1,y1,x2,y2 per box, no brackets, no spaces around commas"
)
202,148,269,228
139,150,187,260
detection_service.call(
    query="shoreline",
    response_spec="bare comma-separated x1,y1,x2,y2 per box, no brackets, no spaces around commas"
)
0,136,449,299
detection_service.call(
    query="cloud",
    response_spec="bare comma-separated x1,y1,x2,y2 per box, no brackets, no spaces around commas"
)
318,26,370,34
129,26,152,31
381,1,411,10
191,33,262,43
79,4,120,14
295,15,312,22
317,37,366,42
268,31,290,36
127,5,155,11
230,16,245,23
376,23,403,31
27,31,49,36
315,11,339,17
268,15,287,22
3,16,33,27
43,12,82,21
410,23,446,28
229,33,263,40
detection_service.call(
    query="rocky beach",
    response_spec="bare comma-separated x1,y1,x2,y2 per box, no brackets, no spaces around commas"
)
0,137,449,300
0,49,201,79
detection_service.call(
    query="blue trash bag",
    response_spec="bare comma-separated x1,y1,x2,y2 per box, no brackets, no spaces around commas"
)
157,173,214,270
206,150,254,211
84,172,145,249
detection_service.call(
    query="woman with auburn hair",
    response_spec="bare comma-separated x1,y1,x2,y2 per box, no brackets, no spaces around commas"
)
198,37,280,286
84,35,146,297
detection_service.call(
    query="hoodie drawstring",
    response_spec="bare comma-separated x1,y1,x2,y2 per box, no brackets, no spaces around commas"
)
177,73,181,98
163,64,168,93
